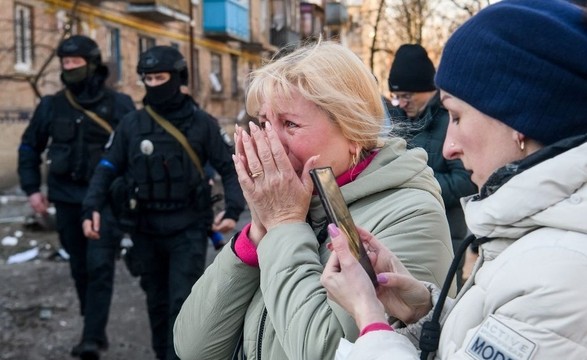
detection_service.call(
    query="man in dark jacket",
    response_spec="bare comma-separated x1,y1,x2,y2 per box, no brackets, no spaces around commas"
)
387,44,477,288
82,45,245,360
17,35,135,359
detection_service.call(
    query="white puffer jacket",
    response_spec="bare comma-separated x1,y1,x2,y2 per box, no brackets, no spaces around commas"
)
340,140,587,359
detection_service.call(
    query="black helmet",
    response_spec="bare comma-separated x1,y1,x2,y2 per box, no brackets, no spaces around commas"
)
57,35,102,65
137,46,188,85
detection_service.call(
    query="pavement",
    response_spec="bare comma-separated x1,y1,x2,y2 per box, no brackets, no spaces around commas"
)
0,186,250,359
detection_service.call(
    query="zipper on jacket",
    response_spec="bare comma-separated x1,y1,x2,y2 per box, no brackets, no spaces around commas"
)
256,307,268,360
72,115,84,181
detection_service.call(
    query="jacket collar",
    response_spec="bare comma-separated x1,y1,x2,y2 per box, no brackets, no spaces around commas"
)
478,134,587,200
464,136,587,239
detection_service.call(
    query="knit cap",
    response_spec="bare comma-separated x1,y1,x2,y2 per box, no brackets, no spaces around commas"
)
388,44,436,92
436,0,587,146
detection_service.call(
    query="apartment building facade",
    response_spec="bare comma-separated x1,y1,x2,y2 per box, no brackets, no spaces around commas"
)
0,0,350,190
0,0,350,124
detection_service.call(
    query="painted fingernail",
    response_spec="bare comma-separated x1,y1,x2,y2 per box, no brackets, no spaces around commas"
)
250,122,259,132
265,121,272,131
327,223,340,237
312,155,320,166
326,243,333,251
377,274,388,284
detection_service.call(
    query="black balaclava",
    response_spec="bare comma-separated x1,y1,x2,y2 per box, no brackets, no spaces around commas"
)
61,63,97,93
137,46,189,113
144,71,186,112
57,35,108,104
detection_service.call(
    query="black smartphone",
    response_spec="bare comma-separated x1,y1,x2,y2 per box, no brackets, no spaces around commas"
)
310,167,378,287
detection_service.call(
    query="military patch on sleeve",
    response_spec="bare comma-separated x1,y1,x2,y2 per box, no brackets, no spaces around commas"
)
466,315,536,360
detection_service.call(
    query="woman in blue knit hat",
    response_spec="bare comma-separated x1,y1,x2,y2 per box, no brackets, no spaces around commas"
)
322,0,587,359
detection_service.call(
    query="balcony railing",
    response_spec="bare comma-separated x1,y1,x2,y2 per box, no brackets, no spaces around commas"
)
127,0,191,22
203,0,251,42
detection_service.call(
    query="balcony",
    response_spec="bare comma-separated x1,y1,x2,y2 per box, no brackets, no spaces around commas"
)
203,0,251,43
127,0,191,23
325,2,348,26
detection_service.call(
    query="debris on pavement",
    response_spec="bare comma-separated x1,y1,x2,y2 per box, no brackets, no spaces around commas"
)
6,247,39,264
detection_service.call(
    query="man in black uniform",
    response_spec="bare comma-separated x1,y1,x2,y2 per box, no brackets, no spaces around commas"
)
82,46,245,360
17,35,135,360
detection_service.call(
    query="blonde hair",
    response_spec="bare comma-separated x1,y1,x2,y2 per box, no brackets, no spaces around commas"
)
246,41,386,151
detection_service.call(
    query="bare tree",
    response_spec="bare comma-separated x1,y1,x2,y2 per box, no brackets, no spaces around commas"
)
434,0,493,36
355,0,491,93
365,0,435,74
389,0,434,44
447,0,493,17
0,0,81,99
368,0,388,71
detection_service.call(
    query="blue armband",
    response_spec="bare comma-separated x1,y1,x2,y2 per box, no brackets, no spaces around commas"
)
18,144,34,152
99,159,117,172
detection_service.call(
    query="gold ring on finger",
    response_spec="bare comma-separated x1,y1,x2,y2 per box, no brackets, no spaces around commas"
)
250,171,264,179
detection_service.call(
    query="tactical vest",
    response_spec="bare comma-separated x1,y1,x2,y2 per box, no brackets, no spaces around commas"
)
128,109,210,212
48,91,114,183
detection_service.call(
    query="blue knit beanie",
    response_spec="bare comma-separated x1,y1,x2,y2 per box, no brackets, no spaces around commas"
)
436,0,587,146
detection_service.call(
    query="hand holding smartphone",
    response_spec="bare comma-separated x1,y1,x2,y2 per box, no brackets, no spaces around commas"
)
310,167,378,287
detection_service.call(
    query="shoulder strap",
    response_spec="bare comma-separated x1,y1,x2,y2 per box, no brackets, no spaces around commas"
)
64,89,113,134
145,105,205,179
419,234,478,360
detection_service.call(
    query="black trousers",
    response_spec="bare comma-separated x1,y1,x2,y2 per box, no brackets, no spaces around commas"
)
54,202,122,345
129,223,208,360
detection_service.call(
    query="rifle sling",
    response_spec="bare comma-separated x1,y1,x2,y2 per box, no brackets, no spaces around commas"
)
145,105,205,179
64,90,114,134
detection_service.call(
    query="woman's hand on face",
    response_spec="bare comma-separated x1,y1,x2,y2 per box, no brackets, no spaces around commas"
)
234,125,267,245
233,122,317,234
321,224,387,330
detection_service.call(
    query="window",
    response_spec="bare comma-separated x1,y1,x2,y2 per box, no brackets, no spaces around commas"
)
14,3,33,71
210,52,223,94
230,55,239,98
107,27,122,82
138,35,156,57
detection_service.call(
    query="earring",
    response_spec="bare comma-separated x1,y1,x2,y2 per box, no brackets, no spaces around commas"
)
520,140,525,152
351,153,358,167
